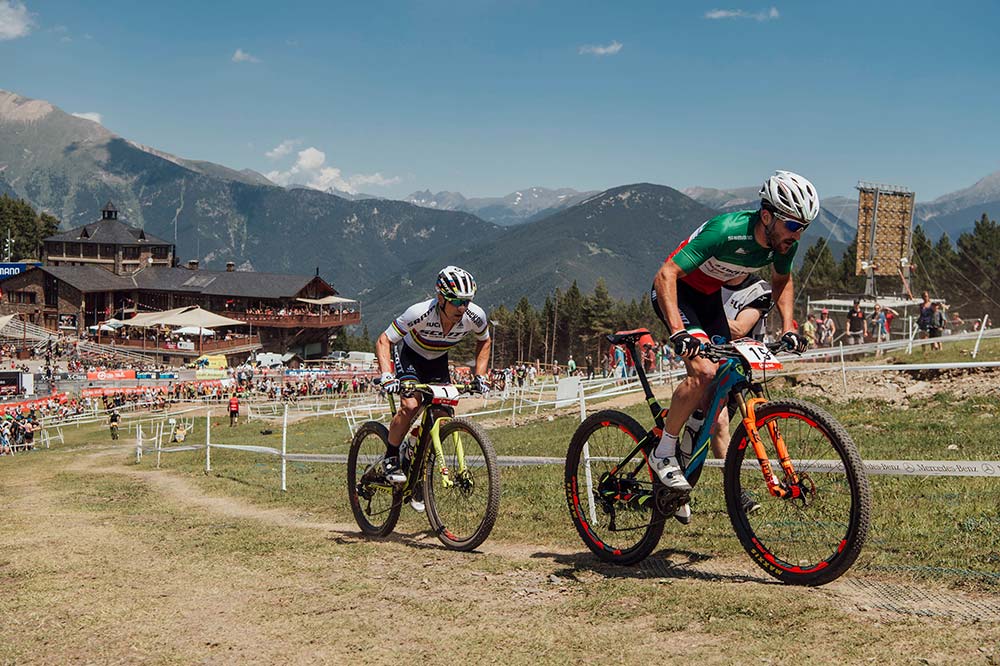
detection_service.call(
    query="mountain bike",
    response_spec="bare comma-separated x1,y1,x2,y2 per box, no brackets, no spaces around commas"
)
565,330,871,585
348,381,501,551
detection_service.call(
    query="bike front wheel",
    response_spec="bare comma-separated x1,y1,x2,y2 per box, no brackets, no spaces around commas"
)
724,399,871,586
565,410,665,566
424,418,501,551
347,421,401,537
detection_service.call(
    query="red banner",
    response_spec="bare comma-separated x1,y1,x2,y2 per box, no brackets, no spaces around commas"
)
0,393,68,415
86,369,137,381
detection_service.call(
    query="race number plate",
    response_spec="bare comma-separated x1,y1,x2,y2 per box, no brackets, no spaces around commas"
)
732,338,782,371
429,384,461,406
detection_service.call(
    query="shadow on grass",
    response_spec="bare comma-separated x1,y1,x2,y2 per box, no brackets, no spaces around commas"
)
532,548,776,585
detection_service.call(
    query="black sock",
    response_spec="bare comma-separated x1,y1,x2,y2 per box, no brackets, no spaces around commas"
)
385,443,400,459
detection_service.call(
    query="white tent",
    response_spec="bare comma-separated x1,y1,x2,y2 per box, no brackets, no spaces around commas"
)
88,323,119,332
296,296,357,305
124,306,247,329
174,326,216,336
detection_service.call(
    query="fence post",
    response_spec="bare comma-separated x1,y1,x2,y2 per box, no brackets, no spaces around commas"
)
578,380,587,423
205,410,212,472
906,316,917,355
136,425,143,463
839,343,848,392
156,422,162,469
281,403,288,492
972,314,990,359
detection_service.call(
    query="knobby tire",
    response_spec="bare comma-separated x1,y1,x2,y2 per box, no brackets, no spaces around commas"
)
565,410,665,566
347,421,401,537
724,399,871,586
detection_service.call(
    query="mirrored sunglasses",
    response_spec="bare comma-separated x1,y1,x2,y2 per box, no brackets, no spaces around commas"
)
447,298,470,307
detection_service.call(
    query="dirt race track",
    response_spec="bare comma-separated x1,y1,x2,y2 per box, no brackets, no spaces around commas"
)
2,431,999,665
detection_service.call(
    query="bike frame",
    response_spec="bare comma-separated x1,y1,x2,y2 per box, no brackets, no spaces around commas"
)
606,337,801,501
386,383,471,495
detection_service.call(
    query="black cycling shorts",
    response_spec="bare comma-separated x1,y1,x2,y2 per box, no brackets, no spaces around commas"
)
650,280,730,343
394,342,450,383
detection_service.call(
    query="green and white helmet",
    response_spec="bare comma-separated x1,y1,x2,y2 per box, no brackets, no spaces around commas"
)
436,265,477,300
759,170,819,223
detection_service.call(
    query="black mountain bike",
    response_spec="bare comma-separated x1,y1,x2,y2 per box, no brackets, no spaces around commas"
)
348,381,501,551
565,330,871,586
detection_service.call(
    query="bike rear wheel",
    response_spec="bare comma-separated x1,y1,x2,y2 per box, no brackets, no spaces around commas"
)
424,418,501,551
565,410,665,566
724,399,871,586
347,421,401,537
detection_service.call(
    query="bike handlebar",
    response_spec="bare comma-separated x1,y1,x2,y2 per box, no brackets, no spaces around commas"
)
696,340,790,363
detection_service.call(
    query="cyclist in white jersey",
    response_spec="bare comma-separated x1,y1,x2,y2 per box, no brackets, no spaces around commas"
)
374,266,491,488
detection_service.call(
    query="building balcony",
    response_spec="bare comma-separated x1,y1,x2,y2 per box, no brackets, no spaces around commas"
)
103,334,263,355
230,311,361,328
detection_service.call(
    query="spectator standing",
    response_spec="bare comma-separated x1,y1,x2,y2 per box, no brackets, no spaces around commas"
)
817,309,836,347
567,355,577,376
868,303,889,343
846,300,867,345
802,313,818,348
917,291,933,342
929,302,946,349
585,355,594,380
228,394,240,427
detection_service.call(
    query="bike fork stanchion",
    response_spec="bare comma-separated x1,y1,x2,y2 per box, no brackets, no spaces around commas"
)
280,403,288,492
582,440,598,526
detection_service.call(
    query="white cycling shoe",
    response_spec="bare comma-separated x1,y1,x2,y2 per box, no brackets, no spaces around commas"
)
673,503,692,525
649,454,692,491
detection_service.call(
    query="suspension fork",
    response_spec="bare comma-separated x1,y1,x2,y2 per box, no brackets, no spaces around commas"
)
429,415,457,488
733,393,800,499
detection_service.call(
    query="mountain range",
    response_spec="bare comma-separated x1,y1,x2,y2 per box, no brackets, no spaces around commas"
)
404,187,597,226
1,88,999,329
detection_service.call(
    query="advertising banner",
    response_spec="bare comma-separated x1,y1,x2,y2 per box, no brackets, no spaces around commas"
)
86,369,137,381
0,371,22,395
0,263,35,281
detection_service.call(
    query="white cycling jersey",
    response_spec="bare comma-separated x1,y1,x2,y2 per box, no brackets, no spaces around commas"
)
385,298,490,360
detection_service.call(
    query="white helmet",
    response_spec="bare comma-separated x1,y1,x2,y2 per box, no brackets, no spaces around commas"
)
759,170,819,223
436,265,477,300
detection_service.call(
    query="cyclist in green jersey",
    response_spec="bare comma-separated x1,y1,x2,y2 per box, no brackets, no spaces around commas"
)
648,171,817,519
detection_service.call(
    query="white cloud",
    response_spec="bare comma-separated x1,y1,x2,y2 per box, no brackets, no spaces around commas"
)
578,40,623,56
231,48,260,63
705,6,780,21
265,146,400,194
265,139,300,160
71,111,103,124
0,1,33,40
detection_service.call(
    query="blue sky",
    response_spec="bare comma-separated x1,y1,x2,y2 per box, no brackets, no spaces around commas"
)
3,0,999,201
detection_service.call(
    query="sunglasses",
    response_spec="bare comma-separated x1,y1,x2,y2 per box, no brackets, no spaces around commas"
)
773,211,809,233
446,297,470,307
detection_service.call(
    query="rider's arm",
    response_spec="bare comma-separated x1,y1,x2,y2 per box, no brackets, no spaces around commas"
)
729,309,761,339
374,332,395,375
653,260,689,335
472,338,491,377
771,268,796,334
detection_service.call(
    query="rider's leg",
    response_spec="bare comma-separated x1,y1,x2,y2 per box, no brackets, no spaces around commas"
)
711,405,729,459
657,354,718,453
387,394,421,450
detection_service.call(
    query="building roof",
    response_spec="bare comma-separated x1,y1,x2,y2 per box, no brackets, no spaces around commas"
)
45,218,171,246
27,265,338,300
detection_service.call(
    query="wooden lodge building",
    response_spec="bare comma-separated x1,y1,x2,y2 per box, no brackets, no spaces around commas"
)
0,202,360,357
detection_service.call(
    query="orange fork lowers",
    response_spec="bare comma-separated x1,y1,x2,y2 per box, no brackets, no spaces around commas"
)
734,394,802,500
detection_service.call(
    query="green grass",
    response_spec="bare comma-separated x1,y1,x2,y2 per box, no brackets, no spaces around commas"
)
125,384,1000,590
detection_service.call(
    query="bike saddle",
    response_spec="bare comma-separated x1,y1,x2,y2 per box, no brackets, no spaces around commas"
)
606,329,651,345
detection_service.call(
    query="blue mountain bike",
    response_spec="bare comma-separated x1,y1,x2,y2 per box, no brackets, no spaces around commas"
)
565,330,871,585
